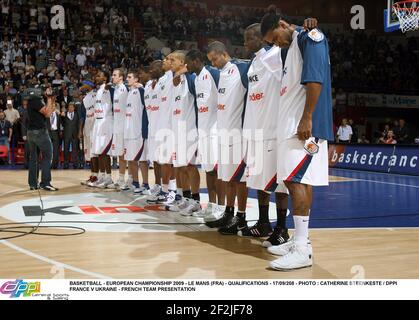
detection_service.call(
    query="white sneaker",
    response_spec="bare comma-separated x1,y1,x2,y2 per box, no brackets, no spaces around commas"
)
120,177,134,191
192,202,212,218
149,184,162,196
204,204,226,222
181,200,202,217
163,191,177,205
269,244,313,271
134,184,151,196
107,178,124,190
167,197,189,212
268,238,312,256
89,175,104,187
97,176,114,189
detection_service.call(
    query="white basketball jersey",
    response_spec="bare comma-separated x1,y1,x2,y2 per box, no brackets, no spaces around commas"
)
112,83,128,134
124,87,144,140
243,47,283,141
195,66,218,137
154,71,173,134
83,90,96,135
94,84,113,119
217,60,248,141
144,79,159,138
274,31,305,143
171,74,198,144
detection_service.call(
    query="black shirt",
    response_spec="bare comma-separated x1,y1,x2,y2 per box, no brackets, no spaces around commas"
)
0,119,12,137
27,97,47,130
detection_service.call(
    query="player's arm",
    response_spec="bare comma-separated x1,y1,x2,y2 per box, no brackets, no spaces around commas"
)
297,33,327,141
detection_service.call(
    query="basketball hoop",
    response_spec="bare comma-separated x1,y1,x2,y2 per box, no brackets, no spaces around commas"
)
392,0,419,32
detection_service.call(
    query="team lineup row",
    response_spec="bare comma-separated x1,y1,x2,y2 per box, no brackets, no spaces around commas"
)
79,12,333,271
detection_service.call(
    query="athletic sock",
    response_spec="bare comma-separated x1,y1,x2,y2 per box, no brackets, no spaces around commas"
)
183,190,192,199
143,183,150,190
133,181,140,188
162,184,169,193
259,205,270,223
276,208,287,229
237,211,246,219
226,206,234,215
169,179,177,191
192,193,200,201
293,215,310,247
177,188,183,196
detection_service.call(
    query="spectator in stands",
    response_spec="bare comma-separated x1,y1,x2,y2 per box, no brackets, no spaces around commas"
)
382,130,397,145
0,109,12,164
61,102,80,169
337,118,353,143
348,119,358,143
47,103,61,170
358,135,370,144
394,119,409,144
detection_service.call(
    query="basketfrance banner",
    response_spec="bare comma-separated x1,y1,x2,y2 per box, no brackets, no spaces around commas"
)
329,144,419,175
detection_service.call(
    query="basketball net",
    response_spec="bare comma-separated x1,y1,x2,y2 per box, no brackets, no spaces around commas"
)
393,0,419,32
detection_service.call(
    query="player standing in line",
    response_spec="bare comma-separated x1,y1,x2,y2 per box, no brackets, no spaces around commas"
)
79,80,98,186
108,68,129,190
148,53,179,205
90,70,115,188
185,49,226,218
123,70,150,195
144,60,164,197
205,42,249,235
167,51,201,214
239,23,290,243
261,10,333,270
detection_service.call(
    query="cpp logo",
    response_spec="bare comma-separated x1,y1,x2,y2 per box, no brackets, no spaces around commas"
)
0,280,41,298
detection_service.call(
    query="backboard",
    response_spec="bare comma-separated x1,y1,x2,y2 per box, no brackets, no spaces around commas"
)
384,0,401,32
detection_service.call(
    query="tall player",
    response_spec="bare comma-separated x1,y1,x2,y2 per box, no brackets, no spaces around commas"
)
108,68,128,189
144,60,164,197
205,42,249,235
168,51,201,214
185,49,226,218
90,70,115,188
261,11,333,270
240,23,290,244
79,80,98,186
123,70,150,194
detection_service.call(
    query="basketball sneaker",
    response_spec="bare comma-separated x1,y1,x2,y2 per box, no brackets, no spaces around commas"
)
107,177,125,190
238,221,273,238
262,227,290,248
203,204,226,223
269,244,313,271
149,184,162,196
147,191,175,205
180,200,202,216
218,215,247,235
205,210,232,228
81,176,94,186
267,237,312,256
166,195,188,212
134,184,151,196
120,177,134,191
97,176,114,189
88,175,104,187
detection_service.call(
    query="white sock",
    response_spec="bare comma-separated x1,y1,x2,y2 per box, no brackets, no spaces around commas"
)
104,173,110,179
92,172,98,177
169,179,177,191
162,184,169,193
100,172,105,178
118,174,125,181
293,215,310,247
177,188,183,196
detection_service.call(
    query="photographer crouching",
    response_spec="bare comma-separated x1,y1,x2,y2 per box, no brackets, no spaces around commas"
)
26,86,59,191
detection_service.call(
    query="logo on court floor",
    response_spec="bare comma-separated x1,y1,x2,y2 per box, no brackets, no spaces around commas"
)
0,193,277,233
0,280,41,298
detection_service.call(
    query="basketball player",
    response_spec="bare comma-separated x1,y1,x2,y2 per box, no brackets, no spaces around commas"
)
239,23,290,244
185,49,226,218
108,68,128,189
123,70,150,194
144,60,164,197
205,42,249,235
90,70,114,188
167,51,201,214
79,80,98,186
261,11,333,270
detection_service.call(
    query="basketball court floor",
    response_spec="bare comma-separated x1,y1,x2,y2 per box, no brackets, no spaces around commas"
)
0,167,418,279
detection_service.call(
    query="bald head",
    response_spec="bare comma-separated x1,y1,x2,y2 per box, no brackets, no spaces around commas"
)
169,51,187,73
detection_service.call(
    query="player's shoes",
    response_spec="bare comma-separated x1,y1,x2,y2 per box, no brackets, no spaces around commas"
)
166,195,187,212
97,176,114,189
149,184,162,196
267,237,312,256
88,175,103,187
180,200,202,216
107,177,125,190
81,176,94,186
147,191,175,205
218,215,247,235
269,244,313,271
238,221,272,237
40,184,59,191
120,177,134,191
203,205,226,223
134,184,151,196
262,227,290,248
205,210,232,228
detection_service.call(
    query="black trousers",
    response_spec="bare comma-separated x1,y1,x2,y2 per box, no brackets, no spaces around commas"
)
49,130,60,168
64,135,79,166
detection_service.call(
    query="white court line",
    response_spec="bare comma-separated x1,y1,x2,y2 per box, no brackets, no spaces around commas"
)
0,240,112,279
0,189,26,197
